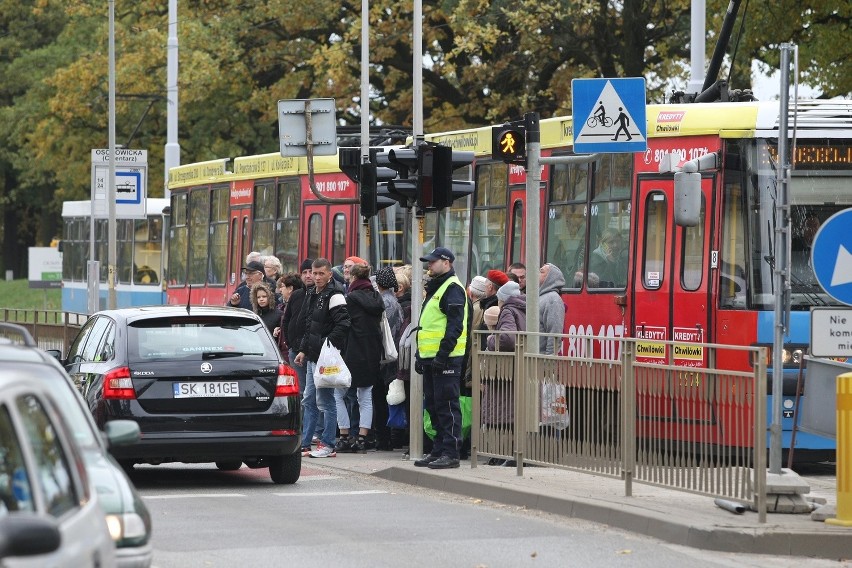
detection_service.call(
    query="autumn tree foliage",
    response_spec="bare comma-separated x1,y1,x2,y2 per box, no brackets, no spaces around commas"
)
0,0,848,276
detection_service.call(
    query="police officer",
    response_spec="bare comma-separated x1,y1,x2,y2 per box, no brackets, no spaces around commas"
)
413,247,468,469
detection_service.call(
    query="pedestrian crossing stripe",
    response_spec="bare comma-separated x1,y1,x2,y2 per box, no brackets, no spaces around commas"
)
571,77,647,154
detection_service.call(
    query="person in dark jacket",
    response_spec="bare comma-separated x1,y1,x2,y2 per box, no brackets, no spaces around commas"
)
273,273,304,361
334,264,384,453
249,281,281,335
280,260,313,397
294,258,351,458
373,266,404,450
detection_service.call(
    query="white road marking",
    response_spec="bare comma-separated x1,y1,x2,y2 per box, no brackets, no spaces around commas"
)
272,490,388,497
145,493,245,499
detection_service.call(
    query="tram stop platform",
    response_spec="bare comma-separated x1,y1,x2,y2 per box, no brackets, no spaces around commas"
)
308,450,848,561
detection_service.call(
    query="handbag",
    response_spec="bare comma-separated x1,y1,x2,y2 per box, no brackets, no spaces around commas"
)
386,378,406,405
387,403,408,429
313,339,352,388
380,312,398,363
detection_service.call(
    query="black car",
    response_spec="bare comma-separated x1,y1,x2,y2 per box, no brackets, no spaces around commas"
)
57,306,302,484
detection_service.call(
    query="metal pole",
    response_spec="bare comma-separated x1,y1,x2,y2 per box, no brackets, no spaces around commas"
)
164,0,180,199
108,0,117,310
408,0,424,459
770,44,794,474
688,0,706,94
358,0,370,260
524,112,541,353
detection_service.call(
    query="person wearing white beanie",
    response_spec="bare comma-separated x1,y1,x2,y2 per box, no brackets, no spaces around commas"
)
468,275,489,300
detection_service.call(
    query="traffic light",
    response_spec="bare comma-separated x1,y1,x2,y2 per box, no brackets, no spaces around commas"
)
339,147,397,218
492,123,526,164
432,147,473,210
359,162,378,218
379,148,419,208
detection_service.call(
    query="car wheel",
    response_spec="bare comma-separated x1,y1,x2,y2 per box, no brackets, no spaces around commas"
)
269,452,301,484
215,460,243,471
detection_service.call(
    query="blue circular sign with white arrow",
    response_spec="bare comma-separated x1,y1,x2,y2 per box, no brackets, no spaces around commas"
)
812,208,852,306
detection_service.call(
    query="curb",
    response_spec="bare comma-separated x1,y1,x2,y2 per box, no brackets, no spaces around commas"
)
371,466,850,560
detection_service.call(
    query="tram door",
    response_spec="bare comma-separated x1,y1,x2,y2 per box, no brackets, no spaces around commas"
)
227,180,255,298
301,203,357,268
508,189,526,265
631,175,716,442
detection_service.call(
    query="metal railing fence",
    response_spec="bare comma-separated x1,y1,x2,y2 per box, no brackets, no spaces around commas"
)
471,330,767,522
0,309,86,352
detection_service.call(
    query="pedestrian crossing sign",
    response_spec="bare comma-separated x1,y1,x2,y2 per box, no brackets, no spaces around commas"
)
572,78,647,154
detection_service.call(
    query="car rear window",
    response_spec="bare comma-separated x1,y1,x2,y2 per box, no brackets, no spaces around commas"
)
127,316,279,362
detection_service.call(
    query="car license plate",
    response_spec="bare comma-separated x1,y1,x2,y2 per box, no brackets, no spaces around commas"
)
173,381,240,398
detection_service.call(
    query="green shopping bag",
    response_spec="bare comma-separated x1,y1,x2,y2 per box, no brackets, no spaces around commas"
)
424,396,472,440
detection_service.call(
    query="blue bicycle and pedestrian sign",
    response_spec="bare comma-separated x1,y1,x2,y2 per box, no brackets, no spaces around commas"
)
572,78,647,154
812,208,852,306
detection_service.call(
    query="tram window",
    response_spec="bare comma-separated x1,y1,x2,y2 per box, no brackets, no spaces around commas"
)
510,200,523,265
592,154,632,201
642,193,667,289
551,162,588,202
228,217,239,286
169,192,188,286
332,213,346,266
241,216,250,272
96,219,108,282
208,187,228,285
549,161,593,290
472,163,508,274
588,210,629,289
117,219,132,284
275,180,300,274
134,218,160,285
719,181,746,308
681,196,706,291
587,155,630,290
307,213,322,261
547,203,586,289
253,182,275,256
188,189,210,285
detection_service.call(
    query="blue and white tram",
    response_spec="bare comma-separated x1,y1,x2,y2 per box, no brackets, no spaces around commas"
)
60,198,168,313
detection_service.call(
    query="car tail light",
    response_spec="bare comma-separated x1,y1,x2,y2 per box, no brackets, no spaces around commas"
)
274,364,299,397
103,367,136,399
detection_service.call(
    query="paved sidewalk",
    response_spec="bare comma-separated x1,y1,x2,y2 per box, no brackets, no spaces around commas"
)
308,449,849,560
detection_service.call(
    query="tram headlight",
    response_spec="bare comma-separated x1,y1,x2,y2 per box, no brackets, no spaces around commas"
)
791,348,804,364
751,344,807,368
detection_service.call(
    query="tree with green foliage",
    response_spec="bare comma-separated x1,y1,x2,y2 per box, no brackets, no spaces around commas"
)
1,0,848,278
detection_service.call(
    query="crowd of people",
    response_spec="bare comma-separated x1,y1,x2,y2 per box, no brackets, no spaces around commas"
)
226,247,567,470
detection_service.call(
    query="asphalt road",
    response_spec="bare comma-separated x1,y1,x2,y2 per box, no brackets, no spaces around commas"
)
129,463,846,568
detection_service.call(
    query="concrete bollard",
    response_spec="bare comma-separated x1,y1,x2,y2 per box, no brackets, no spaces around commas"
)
826,372,852,527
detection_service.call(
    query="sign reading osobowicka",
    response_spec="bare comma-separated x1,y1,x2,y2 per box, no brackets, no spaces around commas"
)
91,149,148,219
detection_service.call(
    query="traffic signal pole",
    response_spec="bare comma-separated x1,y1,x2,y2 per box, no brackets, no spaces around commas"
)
358,0,370,260
408,0,424,460
524,113,541,348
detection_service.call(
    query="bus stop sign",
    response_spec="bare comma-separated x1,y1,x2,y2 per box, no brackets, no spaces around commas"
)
812,208,852,306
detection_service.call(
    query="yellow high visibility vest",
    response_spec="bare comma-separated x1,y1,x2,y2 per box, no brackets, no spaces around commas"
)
417,275,468,358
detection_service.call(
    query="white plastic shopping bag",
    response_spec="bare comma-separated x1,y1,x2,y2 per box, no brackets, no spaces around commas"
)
314,339,352,388
380,312,398,363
